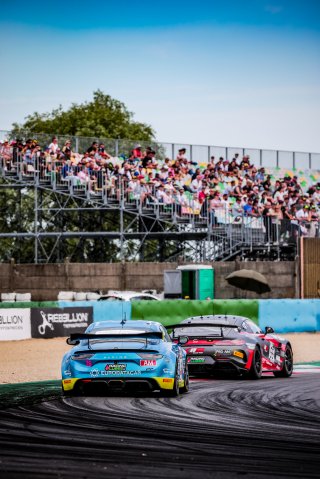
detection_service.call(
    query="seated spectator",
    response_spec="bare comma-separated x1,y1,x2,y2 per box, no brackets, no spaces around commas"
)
176,148,187,162
175,188,188,213
159,165,169,182
240,156,251,172
0,140,12,170
162,185,174,205
228,159,237,172
209,191,224,225
130,144,144,160
86,141,99,154
155,184,165,203
62,140,73,160
232,153,240,166
190,173,203,193
221,159,229,172
142,148,156,168
231,197,243,219
98,143,111,160
126,175,142,201
243,197,254,216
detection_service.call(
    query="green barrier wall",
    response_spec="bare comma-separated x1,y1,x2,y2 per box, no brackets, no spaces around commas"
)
211,300,259,324
131,299,259,327
0,302,58,309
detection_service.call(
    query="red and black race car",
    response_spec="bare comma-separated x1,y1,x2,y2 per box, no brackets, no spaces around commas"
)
167,315,293,379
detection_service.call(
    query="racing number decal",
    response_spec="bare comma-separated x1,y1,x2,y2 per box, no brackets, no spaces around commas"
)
269,343,275,363
178,353,184,378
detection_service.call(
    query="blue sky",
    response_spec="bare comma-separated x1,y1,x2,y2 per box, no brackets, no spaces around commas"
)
1,0,320,152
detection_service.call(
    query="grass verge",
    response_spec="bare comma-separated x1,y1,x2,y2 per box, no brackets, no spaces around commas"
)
0,380,61,409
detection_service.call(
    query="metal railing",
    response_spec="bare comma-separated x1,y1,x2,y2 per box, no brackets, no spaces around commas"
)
1,129,319,169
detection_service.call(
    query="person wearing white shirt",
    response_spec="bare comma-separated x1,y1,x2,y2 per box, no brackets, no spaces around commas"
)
232,198,243,218
48,137,59,154
156,185,166,203
190,174,202,193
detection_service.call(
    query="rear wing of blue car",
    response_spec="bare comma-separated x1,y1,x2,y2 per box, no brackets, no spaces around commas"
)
67,331,163,345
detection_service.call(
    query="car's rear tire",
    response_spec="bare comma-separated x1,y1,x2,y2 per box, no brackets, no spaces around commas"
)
62,382,81,397
164,365,180,397
180,363,189,393
61,386,73,397
273,345,293,378
248,346,262,379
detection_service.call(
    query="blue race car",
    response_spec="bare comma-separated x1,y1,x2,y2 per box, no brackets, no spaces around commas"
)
61,320,189,396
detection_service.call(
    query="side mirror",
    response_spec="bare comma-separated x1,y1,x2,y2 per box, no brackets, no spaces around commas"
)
66,338,80,346
264,326,274,335
178,336,189,345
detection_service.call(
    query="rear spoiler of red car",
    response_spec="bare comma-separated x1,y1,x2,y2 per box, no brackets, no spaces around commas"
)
166,323,240,340
165,323,240,330
67,331,163,345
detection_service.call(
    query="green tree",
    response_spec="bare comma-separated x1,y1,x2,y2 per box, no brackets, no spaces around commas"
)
12,90,155,141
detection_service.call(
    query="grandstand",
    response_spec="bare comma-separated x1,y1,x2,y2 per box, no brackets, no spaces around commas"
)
0,132,319,264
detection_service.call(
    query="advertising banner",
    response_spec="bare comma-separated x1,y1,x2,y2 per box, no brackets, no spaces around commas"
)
0,309,31,341
31,307,93,338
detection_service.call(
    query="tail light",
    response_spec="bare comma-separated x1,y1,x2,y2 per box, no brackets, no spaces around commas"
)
71,353,94,360
138,353,163,359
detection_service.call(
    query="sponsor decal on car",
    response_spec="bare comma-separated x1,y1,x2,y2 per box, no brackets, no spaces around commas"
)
214,349,232,356
90,369,141,377
269,344,276,362
188,356,205,363
263,358,274,368
140,360,157,367
105,364,126,371
186,347,205,354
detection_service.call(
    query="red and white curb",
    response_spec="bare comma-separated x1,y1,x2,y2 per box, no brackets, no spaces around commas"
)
293,364,320,374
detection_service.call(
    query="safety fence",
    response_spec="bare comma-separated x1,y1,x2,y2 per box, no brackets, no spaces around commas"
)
1,299,319,340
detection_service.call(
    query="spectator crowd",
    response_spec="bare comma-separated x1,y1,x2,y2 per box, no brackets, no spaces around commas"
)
1,137,320,241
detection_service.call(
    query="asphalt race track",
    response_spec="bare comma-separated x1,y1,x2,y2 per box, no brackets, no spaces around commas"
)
0,374,319,479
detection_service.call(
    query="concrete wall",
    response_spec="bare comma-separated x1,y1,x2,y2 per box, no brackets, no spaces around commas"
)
213,261,297,299
0,260,297,301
